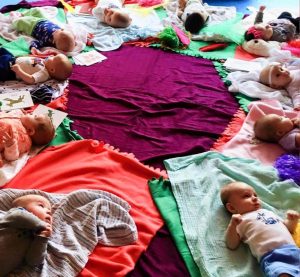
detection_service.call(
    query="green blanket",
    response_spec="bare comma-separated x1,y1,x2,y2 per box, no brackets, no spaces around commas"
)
163,151,300,277
153,8,243,60
149,177,201,277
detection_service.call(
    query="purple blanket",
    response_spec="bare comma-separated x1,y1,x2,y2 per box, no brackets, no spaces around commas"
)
0,0,61,13
68,45,239,169
67,45,239,277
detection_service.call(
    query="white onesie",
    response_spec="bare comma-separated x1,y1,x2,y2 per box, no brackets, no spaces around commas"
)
236,209,295,261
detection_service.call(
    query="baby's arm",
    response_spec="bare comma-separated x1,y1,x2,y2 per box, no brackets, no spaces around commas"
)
225,214,242,249
25,222,52,267
10,64,35,85
284,210,300,233
2,125,20,162
254,5,265,24
25,234,49,267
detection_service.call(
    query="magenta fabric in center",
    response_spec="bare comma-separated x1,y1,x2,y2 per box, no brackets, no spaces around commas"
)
68,45,238,169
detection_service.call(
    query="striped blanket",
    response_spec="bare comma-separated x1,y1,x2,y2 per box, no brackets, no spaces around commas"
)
0,188,137,277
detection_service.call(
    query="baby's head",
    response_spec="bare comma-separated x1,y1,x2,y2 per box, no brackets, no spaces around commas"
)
254,114,294,142
220,181,261,215
244,23,273,41
184,13,207,34
20,113,55,145
53,29,76,52
259,63,292,89
44,54,73,81
103,8,132,28
12,194,52,225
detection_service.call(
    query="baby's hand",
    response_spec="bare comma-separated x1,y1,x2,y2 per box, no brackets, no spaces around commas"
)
10,64,21,74
230,214,242,226
2,126,14,148
259,5,266,12
286,210,300,221
292,117,300,127
38,223,52,238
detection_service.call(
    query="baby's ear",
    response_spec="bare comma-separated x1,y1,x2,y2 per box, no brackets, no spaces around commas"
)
26,127,35,136
276,130,285,137
226,203,236,214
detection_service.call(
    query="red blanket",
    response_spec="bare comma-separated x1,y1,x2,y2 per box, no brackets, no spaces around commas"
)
5,140,166,277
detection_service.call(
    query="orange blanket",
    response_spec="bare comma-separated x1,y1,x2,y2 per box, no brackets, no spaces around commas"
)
4,139,166,277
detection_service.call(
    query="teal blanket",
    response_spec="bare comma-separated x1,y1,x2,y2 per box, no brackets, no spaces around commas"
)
164,151,300,277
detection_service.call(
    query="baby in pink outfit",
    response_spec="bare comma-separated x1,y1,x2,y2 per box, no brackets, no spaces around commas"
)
0,109,55,166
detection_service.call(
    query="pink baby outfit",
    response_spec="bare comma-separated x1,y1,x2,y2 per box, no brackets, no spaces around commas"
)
0,110,31,165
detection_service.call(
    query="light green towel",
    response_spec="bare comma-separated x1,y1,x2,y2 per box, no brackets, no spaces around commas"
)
164,151,300,277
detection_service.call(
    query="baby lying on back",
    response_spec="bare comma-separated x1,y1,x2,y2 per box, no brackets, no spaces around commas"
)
0,109,55,166
259,63,300,110
254,113,300,153
92,0,132,28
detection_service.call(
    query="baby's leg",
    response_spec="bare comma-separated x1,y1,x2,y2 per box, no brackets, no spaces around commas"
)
0,48,16,81
12,16,41,35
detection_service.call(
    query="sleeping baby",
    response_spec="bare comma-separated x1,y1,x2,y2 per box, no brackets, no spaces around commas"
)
0,109,55,166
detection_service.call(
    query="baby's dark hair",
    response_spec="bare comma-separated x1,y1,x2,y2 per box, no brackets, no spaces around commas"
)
254,117,280,143
244,31,255,41
185,13,205,34
31,119,55,146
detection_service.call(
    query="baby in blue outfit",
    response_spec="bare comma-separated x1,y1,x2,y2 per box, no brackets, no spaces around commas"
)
12,8,75,52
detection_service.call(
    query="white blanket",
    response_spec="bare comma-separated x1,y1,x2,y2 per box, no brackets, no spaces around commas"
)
227,50,300,110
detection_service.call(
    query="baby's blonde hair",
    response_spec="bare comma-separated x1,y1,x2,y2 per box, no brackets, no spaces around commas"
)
220,182,238,207
48,55,73,81
12,194,50,208
55,30,75,52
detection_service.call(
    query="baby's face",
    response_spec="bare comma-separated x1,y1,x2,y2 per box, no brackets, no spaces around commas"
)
44,54,66,72
21,195,52,225
255,23,273,40
227,182,261,214
260,64,292,89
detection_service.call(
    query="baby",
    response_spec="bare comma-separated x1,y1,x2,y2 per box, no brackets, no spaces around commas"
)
259,63,300,110
92,0,132,28
12,8,75,52
0,109,55,166
220,181,300,277
245,6,299,42
0,194,52,276
178,0,209,34
0,48,72,84
254,114,300,153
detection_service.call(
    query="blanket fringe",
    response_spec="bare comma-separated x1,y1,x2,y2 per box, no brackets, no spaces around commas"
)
211,108,246,151
93,141,168,177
